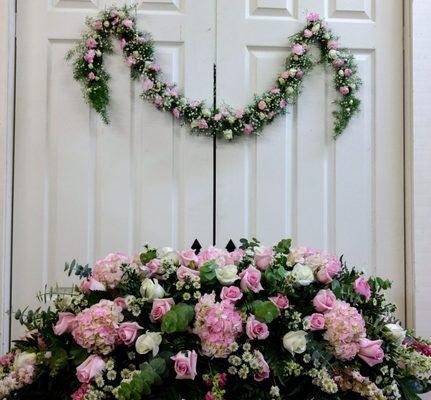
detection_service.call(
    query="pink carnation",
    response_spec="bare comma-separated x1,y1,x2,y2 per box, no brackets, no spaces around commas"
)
83,50,95,63
323,300,366,360
198,119,208,129
92,252,130,289
258,101,267,110
304,29,313,38
340,86,350,95
94,21,103,30
86,38,97,49
193,294,242,358
72,300,123,355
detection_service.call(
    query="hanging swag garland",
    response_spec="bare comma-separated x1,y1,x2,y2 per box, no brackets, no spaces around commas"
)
67,6,361,140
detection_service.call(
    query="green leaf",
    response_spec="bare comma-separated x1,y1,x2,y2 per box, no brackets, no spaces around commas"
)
275,238,292,254
161,303,194,333
199,261,218,284
252,300,279,323
149,357,166,375
401,378,431,395
140,249,157,265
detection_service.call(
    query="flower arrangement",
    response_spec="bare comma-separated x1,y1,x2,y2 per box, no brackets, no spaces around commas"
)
67,7,361,139
1,238,430,400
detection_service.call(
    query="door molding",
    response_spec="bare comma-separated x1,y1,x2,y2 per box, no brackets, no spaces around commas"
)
0,0,16,354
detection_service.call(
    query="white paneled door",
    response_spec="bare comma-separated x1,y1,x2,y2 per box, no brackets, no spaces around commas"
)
12,0,405,339
216,0,404,315
12,0,215,337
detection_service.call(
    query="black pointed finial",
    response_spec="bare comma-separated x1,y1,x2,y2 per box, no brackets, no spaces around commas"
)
191,239,202,255
225,239,236,253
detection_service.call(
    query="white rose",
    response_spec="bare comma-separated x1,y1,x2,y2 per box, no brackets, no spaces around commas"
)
311,23,321,33
384,323,406,343
282,331,307,355
228,116,235,124
292,264,314,286
14,352,37,369
135,332,162,356
289,68,297,77
140,278,165,302
223,130,233,140
215,265,239,285
202,108,211,117
157,247,180,263
328,49,338,59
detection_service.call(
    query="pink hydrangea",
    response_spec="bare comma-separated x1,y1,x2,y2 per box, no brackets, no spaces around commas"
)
92,252,130,289
323,300,366,360
72,300,124,355
193,294,242,358
197,246,243,268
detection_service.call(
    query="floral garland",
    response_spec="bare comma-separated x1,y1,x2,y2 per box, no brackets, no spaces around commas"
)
67,6,361,140
1,238,431,399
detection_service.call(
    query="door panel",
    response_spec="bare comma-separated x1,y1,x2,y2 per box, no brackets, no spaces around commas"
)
215,0,405,315
13,0,215,337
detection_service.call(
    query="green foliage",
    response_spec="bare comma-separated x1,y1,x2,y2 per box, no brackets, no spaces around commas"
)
252,300,279,323
116,362,162,400
140,248,157,265
161,303,195,333
64,259,91,279
199,260,218,284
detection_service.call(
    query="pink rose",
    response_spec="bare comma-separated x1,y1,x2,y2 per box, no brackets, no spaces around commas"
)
83,50,95,63
254,247,273,270
150,298,175,322
120,38,127,49
76,355,106,383
313,289,336,313
253,351,270,381
86,38,97,49
180,249,199,266
206,392,216,400
270,88,280,94
354,277,371,299
344,68,352,77
220,286,243,302
304,29,313,38
339,86,350,95
239,266,263,293
94,21,103,30
307,12,320,22
142,78,154,91
291,44,304,56
172,108,180,118
333,59,345,68
88,72,96,81
141,258,162,278
327,40,339,50
122,19,133,29
317,259,341,284
279,99,286,108
308,313,325,331
296,70,304,79
171,350,198,380
151,64,161,72
281,71,290,79
80,277,106,293
53,312,76,335
177,265,200,280
269,294,289,310
244,124,254,134
113,297,126,310
358,338,384,367
119,322,142,346
213,113,222,121
235,108,244,118
246,315,269,340
258,101,267,110
198,119,208,129
126,55,136,66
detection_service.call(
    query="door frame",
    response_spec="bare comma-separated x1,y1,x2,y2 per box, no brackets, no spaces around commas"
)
0,0,16,354
0,0,423,352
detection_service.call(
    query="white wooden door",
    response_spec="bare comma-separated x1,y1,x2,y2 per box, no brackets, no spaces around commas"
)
12,0,215,337
215,0,405,315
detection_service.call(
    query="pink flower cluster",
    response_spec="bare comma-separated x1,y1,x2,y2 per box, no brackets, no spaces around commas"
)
71,300,124,354
91,252,130,289
193,294,243,358
0,353,36,398
322,299,366,360
288,246,341,284
180,246,244,268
